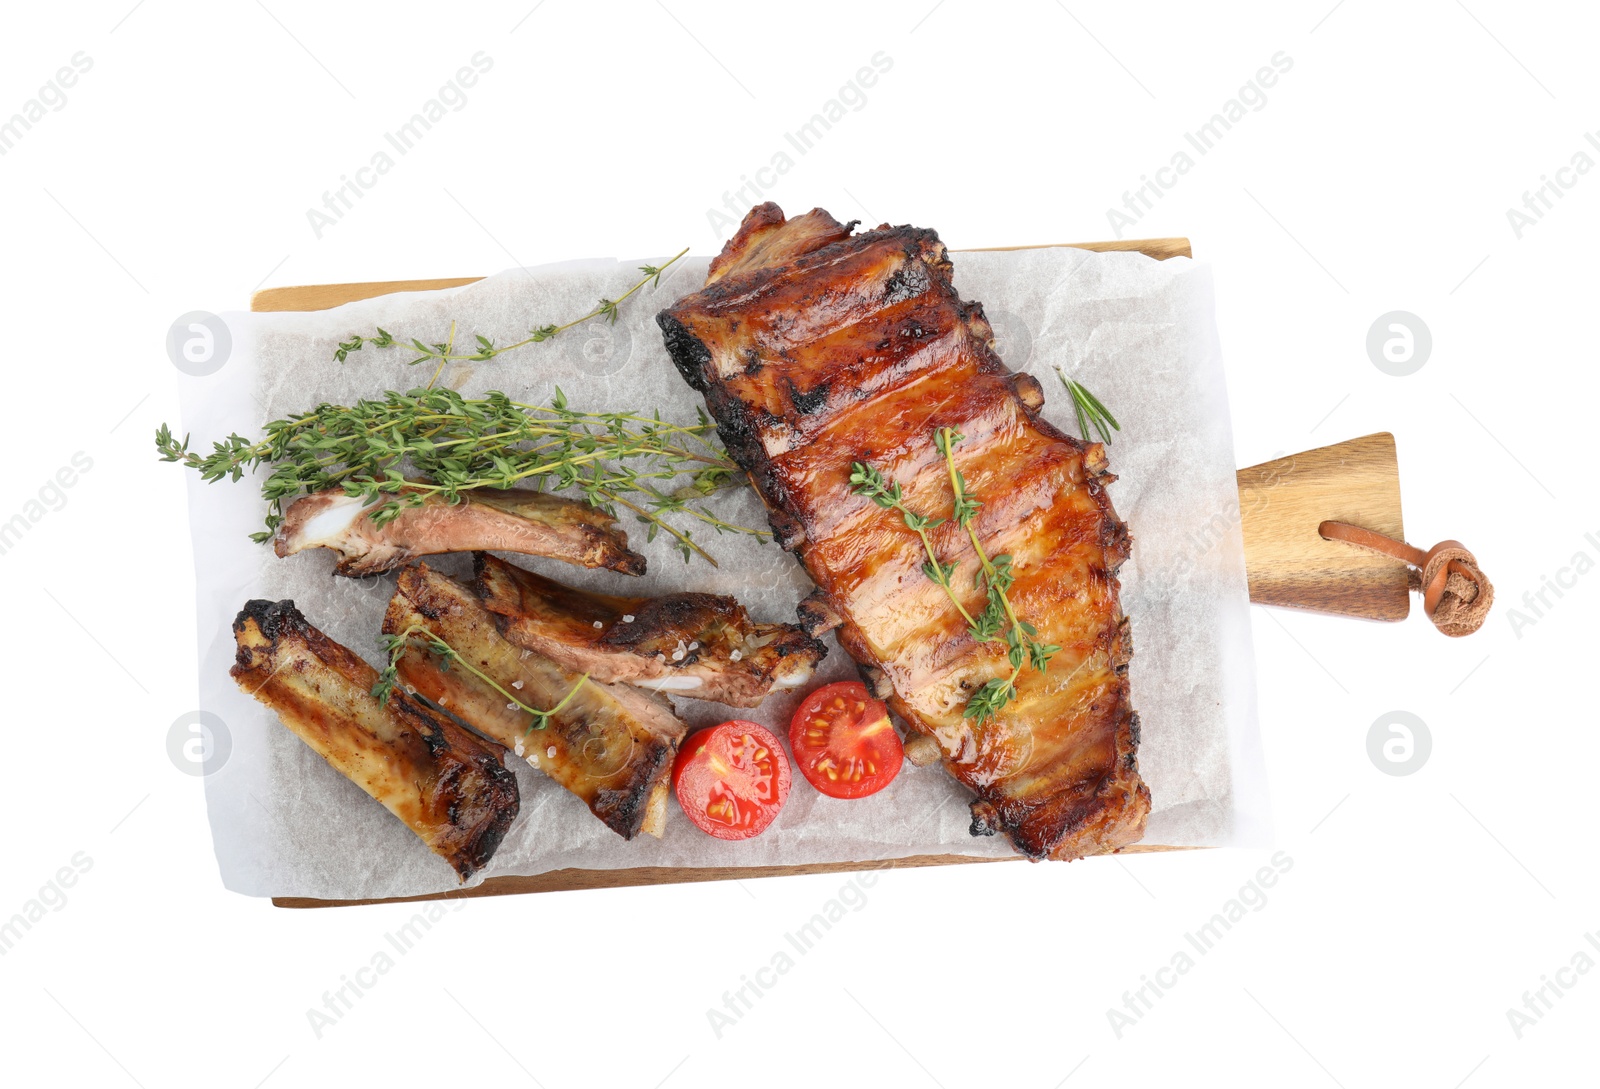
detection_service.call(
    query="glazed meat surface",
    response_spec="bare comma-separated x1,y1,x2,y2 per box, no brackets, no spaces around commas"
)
275,485,646,578
230,598,519,880
658,204,1150,860
470,552,825,707
383,563,686,839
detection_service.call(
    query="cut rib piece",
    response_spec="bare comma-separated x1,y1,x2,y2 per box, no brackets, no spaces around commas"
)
382,562,686,839
230,598,519,881
469,552,826,707
274,485,646,578
658,203,1150,861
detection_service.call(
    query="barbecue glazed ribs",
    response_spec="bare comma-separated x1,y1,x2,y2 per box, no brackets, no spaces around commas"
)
383,563,686,839
658,204,1150,860
231,599,519,880
275,485,646,578
471,552,826,707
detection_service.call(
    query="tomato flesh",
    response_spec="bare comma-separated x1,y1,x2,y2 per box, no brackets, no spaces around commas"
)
788,682,904,799
672,721,791,840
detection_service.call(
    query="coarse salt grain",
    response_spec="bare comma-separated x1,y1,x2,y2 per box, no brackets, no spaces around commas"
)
730,649,742,661
593,620,603,629
672,648,685,661
546,745,557,758
622,614,635,623
511,680,524,689
506,702,518,711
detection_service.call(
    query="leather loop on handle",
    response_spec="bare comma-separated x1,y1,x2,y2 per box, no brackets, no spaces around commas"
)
1318,521,1494,637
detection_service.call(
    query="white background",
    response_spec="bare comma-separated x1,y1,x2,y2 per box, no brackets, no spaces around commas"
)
2,1,1596,1086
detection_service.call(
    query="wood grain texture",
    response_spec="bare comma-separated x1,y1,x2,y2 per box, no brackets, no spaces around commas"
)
271,844,1205,909
253,276,482,313
966,236,1192,260
1238,433,1409,621
249,238,1193,313
253,237,1403,907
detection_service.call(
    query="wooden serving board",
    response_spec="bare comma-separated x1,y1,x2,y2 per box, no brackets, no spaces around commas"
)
256,237,1407,908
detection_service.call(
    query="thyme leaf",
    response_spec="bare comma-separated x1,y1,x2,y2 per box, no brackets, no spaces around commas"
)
374,624,588,734
849,428,1061,724
155,387,768,566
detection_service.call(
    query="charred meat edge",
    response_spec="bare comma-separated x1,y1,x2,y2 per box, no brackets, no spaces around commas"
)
230,598,519,881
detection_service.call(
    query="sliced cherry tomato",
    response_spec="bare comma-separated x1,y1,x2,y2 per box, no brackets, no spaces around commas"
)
788,681,903,799
672,721,791,840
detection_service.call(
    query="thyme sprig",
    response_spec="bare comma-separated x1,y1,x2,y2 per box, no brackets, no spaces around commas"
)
333,247,691,381
935,428,1060,722
374,624,588,734
1055,371,1121,445
849,429,1059,724
847,462,975,629
155,386,768,565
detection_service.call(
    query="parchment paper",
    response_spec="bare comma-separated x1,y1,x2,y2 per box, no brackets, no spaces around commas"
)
176,246,1270,900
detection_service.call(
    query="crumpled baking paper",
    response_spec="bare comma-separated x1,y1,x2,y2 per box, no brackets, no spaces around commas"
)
175,244,1270,900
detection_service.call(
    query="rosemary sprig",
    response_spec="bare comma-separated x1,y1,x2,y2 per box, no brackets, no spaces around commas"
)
333,247,690,374
1055,371,1121,445
155,386,768,565
848,430,1058,724
375,624,588,734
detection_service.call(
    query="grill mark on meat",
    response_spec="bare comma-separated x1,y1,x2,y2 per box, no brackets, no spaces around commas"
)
787,378,829,416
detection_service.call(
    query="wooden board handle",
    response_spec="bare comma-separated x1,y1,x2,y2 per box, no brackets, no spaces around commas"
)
1237,433,1409,621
